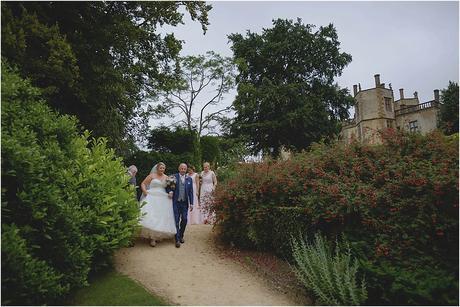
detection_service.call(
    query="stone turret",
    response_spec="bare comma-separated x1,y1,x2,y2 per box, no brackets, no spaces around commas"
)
374,74,380,87
434,89,440,102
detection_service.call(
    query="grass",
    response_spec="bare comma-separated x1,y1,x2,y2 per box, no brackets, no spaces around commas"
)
66,270,168,306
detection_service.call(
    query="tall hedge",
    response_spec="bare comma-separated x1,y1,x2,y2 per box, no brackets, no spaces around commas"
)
212,129,459,305
1,65,140,305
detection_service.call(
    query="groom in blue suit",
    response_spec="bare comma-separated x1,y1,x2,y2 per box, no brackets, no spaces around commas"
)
169,163,194,248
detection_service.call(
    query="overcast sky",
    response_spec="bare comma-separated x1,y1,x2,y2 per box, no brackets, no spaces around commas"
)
153,1,459,129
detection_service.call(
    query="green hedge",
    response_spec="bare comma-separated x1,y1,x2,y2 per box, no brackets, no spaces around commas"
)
1,65,140,305
212,130,459,305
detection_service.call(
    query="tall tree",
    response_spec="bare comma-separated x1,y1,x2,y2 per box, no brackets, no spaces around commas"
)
228,18,354,157
439,81,459,135
152,51,236,167
1,1,212,155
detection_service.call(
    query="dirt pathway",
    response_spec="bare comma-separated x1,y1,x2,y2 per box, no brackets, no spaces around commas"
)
114,225,301,306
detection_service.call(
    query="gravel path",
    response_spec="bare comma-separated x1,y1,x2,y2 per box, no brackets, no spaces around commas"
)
114,225,300,306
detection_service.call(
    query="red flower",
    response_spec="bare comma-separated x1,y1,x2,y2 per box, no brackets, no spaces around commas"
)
436,229,444,236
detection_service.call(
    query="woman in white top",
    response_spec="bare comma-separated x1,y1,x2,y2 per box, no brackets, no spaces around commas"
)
139,162,176,247
187,165,204,224
199,162,217,224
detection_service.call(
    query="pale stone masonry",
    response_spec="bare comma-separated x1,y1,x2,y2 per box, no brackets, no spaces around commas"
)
340,74,440,144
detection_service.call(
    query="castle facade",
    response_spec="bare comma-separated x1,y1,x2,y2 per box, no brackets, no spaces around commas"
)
340,74,440,144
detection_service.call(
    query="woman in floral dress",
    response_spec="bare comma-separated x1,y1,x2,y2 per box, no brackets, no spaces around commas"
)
187,165,204,224
199,162,217,224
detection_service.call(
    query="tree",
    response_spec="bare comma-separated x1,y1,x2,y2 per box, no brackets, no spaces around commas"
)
145,126,244,172
152,51,236,167
1,1,212,155
201,135,222,166
147,126,194,153
439,81,459,135
228,18,354,157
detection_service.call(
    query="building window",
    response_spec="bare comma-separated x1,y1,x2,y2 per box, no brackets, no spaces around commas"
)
409,120,419,132
386,120,393,128
384,97,392,112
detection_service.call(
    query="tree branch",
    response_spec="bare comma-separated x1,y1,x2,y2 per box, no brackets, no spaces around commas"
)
190,70,195,99
200,106,230,135
164,97,189,116
171,118,188,127
195,68,212,95
199,75,225,133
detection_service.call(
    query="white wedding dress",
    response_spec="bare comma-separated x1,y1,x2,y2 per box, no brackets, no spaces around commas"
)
139,178,176,240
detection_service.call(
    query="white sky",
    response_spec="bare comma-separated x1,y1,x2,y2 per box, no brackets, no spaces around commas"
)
150,1,459,132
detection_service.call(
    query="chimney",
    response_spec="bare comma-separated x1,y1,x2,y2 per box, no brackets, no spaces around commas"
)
413,91,418,98
399,88,404,100
353,85,358,96
434,89,440,102
374,74,380,87
358,83,362,91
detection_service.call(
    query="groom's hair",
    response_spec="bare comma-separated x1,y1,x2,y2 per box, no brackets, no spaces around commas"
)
179,162,188,169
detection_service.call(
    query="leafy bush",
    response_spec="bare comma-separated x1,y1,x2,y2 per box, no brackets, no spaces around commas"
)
212,129,458,305
201,136,222,166
291,233,367,305
1,65,140,305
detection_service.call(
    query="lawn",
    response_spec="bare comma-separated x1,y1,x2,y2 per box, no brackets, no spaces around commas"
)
66,270,168,306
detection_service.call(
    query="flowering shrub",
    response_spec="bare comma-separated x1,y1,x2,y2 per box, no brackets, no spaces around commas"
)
212,129,458,305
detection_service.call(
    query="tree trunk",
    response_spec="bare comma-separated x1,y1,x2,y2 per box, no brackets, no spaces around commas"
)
192,132,202,171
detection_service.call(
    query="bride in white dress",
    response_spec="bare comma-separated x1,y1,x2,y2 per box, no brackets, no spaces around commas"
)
139,162,176,247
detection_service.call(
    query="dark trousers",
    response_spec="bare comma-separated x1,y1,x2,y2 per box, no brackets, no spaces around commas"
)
173,200,188,242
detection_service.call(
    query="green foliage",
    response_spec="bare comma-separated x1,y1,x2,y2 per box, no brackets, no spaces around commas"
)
1,66,140,305
229,18,354,157
144,125,244,175
1,4,79,97
216,137,252,176
148,126,195,153
201,136,222,166
291,233,367,305
67,270,168,306
1,224,67,304
1,2,212,154
439,81,459,135
212,129,458,305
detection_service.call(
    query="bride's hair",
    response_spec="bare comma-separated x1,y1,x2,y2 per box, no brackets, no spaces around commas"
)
157,162,166,168
150,162,166,174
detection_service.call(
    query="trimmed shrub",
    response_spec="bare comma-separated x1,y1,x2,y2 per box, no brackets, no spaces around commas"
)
212,129,458,305
1,65,140,305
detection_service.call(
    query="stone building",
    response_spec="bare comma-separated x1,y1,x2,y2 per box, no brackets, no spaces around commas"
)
340,74,440,144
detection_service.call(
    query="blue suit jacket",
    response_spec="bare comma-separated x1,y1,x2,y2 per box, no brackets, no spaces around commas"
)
170,173,194,207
